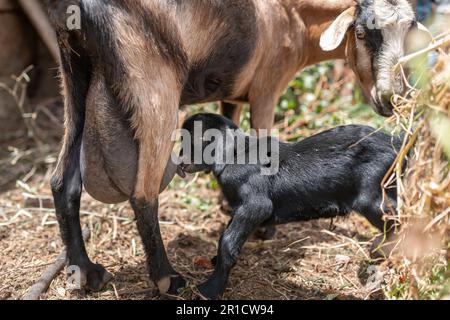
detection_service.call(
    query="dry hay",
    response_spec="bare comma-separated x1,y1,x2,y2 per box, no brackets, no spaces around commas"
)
1,174,383,300
380,30,450,299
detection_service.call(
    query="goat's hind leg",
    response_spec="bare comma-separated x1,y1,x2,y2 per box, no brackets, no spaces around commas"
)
51,46,112,291
124,66,186,296
131,198,185,295
131,134,186,295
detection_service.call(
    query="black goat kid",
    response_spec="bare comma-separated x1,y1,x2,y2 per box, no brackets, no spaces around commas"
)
179,113,402,299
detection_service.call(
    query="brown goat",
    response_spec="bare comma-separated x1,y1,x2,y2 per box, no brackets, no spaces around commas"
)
44,0,424,296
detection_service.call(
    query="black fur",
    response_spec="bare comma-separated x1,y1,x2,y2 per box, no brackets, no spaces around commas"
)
356,0,384,60
179,113,402,299
50,34,111,291
130,198,186,294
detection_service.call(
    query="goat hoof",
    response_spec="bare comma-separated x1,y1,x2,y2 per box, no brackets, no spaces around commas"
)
70,263,112,292
168,274,187,295
197,284,219,300
255,226,276,240
85,264,113,292
158,273,187,296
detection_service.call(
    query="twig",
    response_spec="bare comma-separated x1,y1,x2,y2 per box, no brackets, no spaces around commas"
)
22,229,91,300
286,236,310,248
17,0,60,63
423,208,450,232
394,34,450,72
0,66,41,146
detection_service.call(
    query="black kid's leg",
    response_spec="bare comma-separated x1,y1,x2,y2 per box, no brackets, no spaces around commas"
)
198,200,272,299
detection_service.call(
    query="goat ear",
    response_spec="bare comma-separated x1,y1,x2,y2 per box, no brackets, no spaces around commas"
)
320,7,356,52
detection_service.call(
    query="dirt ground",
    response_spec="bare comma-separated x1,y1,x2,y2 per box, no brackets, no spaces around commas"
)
0,135,388,300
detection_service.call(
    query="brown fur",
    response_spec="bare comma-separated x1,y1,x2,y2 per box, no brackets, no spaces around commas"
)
227,0,355,130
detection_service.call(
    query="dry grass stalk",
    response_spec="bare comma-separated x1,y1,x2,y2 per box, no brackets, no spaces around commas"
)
383,30,450,299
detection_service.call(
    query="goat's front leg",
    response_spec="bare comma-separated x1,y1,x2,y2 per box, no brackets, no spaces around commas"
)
248,95,278,240
198,199,272,299
220,101,243,126
357,195,399,259
51,48,112,291
249,95,277,135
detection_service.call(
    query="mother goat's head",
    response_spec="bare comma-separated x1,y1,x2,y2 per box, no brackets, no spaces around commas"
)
320,0,429,116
